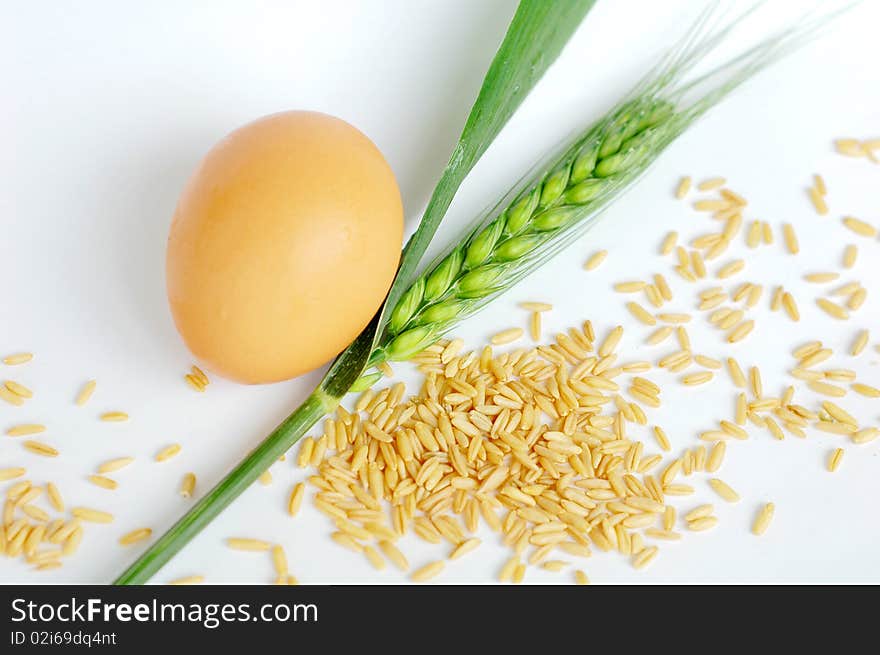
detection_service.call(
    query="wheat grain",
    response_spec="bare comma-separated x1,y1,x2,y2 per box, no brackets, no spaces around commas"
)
842,216,877,237
847,288,866,310
378,540,409,571
271,544,289,576
691,250,706,278
75,380,97,406
155,444,182,462
573,569,590,585
491,328,524,345
227,538,272,552
697,176,726,191
72,507,114,523
361,545,385,571
646,326,673,345
584,250,608,271
717,259,744,279
823,401,857,427
816,298,849,320
180,473,196,498
782,223,799,254
684,505,714,522
100,412,129,422
808,187,828,215
645,528,681,541
598,326,623,358
45,482,64,512
693,199,728,212
805,272,839,284
706,442,726,473
3,353,33,365
450,537,481,560
0,386,25,406
752,503,775,536
660,231,678,255
799,348,832,368
411,560,444,582
626,302,656,326
5,424,46,437
169,575,204,585
191,366,209,386
746,220,761,248
852,428,879,444
832,282,861,298
184,374,205,392
724,357,745,388
658,313,691,324
687,516,718,531
632,546,658,569
682,372,713,386
654,274,673,302
781,293,799,321
614,281,647,293
519,301,552,312
727,320,754,343
98,457,134,474
119,528,153,546
287,483,305,517
88,475,118,490
708,479,739,502
851,383,879,398
747,366,763,398
824,369,855,382
529,312,541,341
793,341,822,358
5,380,32,398
840,244,858,270
827,448,844,472
23,441,58,457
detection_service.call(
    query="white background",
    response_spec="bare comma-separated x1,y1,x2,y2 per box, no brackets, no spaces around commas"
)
2,0,879,585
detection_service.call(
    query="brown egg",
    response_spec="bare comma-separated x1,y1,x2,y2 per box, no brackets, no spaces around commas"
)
166,111,403,384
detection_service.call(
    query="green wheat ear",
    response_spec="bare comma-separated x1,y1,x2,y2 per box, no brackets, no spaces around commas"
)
383,96,678,361
380,3,839,363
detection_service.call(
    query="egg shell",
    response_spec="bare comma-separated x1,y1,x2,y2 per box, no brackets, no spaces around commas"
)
166,111,403,384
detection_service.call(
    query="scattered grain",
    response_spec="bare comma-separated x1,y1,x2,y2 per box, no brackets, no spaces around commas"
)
827,448,844,472
411,560,445,582
169,575,204,585
842,216,877,237
6,424,46,437
119,528,153,546
227,538,272,552
660,231,678,255
100,412,129,422
155,444,182,462
584,250,608,271
519,301,552,312
708,479,739,503
491,328,524,346
782,223,799,254
751,503,775,536
72,507,114,523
